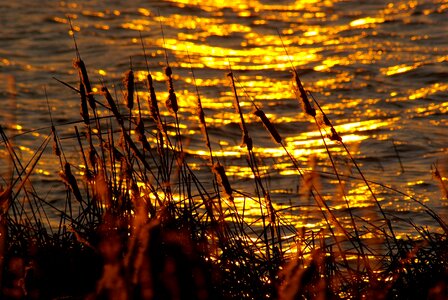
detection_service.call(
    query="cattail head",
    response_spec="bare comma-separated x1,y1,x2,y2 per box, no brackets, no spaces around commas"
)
146,74,160,122
165,66,172,77
51,125,61,157
89,147,97,169
293,71,316,117
73,58,96,110
164,66,178,114
327,127,342,142
60,162,83,203
322,113,331,127
197,102,206,125
166,91,178,114
79,82,89,125
242,134,253,151
102,86,123,125
124,70,134,110
212,162,233,200
253,109,282,144
136,117,151,152
156,130,164,156
63,162,72,178
264,193,276,224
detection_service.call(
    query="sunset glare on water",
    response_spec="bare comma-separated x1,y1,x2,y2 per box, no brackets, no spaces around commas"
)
0,0,447,299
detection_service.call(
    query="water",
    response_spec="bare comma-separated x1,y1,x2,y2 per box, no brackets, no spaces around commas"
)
0,0,447,237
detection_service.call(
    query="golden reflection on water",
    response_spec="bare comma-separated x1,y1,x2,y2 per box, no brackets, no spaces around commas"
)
2,0,446,252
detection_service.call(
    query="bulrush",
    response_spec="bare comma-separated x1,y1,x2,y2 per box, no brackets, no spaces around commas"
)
136,117,151,152
253,109,282,144
212,162,233,201
165,66,178,114
227,71,252,151
146,73,160,122
60,162,83,204
328,127,342,142
79,82,89,125
102,86,123,125
51,125,61,158
293,70,315,117
73,58,96,110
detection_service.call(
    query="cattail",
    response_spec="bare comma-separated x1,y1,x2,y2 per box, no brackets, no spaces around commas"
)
124,70,134,110
60,162,83,204
322,113,331,127
79,82,89,125
327,127,342,142
242,134,253,151
293,71,315,117
73,58,96,110
196,99,211,150
88,147,97,169
156,130,164,156
165,66,178,114
227,71,252,151
102,87,123,125
51,125,61,157
136,117,151,152
197,101,206,127
196,102,206,129
254,109,282,144
147,74,160,121
265,193,276,225
212,162,233,200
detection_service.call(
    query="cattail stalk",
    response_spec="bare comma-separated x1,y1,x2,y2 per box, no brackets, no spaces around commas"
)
227,71,252,150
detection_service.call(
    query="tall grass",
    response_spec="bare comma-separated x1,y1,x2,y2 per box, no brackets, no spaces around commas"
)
0,29,447,300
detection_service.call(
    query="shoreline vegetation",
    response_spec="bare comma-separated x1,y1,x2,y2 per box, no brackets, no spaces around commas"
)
1,26,447,300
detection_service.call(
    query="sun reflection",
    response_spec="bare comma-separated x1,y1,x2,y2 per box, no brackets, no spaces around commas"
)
383,64,419,76
408,83,448,100
349,17,385,27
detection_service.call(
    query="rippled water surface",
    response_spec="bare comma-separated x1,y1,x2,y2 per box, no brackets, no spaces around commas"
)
1,0,447,236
